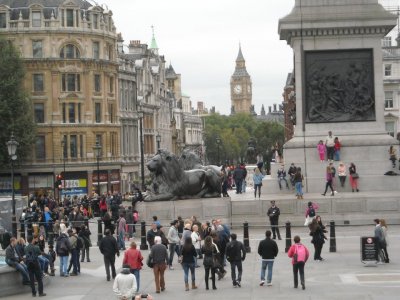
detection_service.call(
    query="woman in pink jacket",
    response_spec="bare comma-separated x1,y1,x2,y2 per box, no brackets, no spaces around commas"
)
317,140,326,162
288,236,309,290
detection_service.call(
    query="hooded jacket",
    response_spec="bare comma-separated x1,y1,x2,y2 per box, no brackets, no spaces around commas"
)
113,267,137,299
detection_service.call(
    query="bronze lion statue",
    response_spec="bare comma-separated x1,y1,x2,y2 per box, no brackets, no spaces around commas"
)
145,149,222,201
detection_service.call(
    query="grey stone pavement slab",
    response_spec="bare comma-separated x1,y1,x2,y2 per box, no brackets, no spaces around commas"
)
4,223,400,300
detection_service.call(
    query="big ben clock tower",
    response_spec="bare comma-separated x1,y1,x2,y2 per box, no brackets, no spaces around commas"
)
230,44,252,114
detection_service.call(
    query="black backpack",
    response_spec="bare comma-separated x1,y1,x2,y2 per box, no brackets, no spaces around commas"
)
309,207,316,217
25,249,38,270
76,236,84,249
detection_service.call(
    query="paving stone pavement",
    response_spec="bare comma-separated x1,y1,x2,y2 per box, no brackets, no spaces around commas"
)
4,224,400,300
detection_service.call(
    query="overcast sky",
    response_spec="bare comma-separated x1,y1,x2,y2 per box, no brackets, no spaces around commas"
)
97,0,295,115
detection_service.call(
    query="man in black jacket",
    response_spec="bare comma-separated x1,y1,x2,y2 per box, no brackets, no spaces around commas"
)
99,229,119,281
225,233,246,287
267,201,281,240
5,237,30,285
25,236,46,297
258,230,278,286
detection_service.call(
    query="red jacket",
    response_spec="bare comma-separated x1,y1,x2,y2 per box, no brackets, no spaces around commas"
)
123,248,143,270
287,243,309,265
99,199,107,212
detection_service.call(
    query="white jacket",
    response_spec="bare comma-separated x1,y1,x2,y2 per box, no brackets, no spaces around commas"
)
113,271,137,300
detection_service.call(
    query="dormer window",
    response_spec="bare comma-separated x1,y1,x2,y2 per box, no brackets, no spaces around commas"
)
66,9,74,27
32,11,41,27
92,14,98,29
60,44,80,59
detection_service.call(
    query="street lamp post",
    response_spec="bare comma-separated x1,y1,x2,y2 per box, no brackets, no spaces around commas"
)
156,133,161,151
6,134,18,238
216,137,221,166
61,137,66,198
138,111,145,191
93,142,102,196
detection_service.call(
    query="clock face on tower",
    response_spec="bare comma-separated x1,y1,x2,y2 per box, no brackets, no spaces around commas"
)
234,84,242,94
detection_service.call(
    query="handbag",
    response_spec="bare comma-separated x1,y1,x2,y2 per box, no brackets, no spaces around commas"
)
146,255,154,268
351,172,359,179
304,216,311,226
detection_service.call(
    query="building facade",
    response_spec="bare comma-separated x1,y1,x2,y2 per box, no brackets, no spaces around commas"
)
230,45,252,114
0,0,121,197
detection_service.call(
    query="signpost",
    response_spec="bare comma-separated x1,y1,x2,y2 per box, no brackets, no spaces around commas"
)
360,237,378,265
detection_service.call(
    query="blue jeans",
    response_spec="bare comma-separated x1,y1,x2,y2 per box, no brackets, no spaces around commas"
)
295,182,303,196
38,255,49,273
182,262,195,284
59,255,68,276
334,150,340,161
168,243,180,266
6,259,30,282
118,231,125,249
261,260,274,283
131,269,140,292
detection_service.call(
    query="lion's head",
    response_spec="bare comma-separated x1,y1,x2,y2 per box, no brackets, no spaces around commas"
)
179,149,202,170
147,149,183,178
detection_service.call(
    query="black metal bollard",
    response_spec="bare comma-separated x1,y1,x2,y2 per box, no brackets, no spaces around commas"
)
285,221,292,253
140,221,148,250
97,219,103,246
48,227,54,247
243,222,251,253
20,221,25,239
329,220,336,252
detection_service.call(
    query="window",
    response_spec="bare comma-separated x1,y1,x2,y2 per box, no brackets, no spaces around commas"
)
109,77,114,93
61,74,80,92
386,121,395,137
109,103,114,123
63,135,67,158
79,135,84,158
382,37,392,47
66,9,74,27
60,44,80,59
35,136,45,160
78,103,81,123
34,103,44,123
70,135,77,158
33,74,44,92
0,12,6,28
92,14,98,29
385,64,392,76
93,41,100,59
68,103,75,123
94,74,101,92
96,134,102,148
32,40,42,58
385,91,394,109
62,103,66,123
32,11,41,27
95,103,101,123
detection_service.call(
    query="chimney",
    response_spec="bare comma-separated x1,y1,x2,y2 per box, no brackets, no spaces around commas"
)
273,104,277,112
268,106,272,113
128,40,141,54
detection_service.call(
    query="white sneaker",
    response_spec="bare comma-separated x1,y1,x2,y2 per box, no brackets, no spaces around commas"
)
267,282,272,286
169,266,174,270
259,280,265,286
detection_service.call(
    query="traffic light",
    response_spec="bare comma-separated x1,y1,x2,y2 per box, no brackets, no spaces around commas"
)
54,174,63,189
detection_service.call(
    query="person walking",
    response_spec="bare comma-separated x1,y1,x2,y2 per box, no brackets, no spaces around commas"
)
337,162,347,188
374,219,386,263
309,217,327,261
225,233,246,287
287,235,309,290
267,201,281,240
113,264,137,300
321,163,334,196
99,229,120,281
117,214,127,250
294,167,304,199
150,236,168,294
167,220,180,270
181,237,198,291
253,166,264,199
379,219,389,263
123,241,143,292
55,228,71,277
349,162,359,192
25,236,46,297
201,236,218,290
258,230,279,286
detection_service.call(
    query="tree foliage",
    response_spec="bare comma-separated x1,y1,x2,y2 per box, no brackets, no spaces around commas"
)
204,113,284,166
0,39,36,168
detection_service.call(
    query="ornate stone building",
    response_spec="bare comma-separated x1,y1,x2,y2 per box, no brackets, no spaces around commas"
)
0,0,120,197
230,45,252,114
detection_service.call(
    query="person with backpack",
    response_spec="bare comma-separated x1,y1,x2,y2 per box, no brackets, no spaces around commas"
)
288,235,309,290
67,228,80,276
258,230,279,286
56,227,71,277
25,235,46,297
304,201,319,226
225,233,246,287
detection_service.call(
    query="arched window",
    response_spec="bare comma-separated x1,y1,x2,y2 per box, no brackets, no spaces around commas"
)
60,44,80,59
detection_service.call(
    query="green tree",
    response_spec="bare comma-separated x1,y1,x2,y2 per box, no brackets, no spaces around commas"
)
0,39,36,168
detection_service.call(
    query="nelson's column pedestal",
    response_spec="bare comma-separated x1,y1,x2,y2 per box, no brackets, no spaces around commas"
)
278,0,400,194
